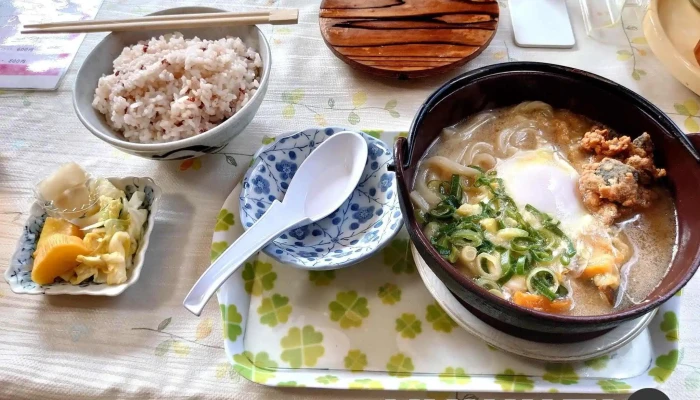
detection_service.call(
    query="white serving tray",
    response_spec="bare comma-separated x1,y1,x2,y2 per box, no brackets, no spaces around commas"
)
214,131,680,394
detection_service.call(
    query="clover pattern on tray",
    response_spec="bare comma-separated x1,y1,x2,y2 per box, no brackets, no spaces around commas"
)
4,177,158,295
215,132,681,393
239,127,402,268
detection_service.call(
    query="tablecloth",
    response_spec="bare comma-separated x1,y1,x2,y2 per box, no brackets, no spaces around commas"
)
1,1,699,399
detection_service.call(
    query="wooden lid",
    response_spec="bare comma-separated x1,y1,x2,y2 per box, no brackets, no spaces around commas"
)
319,0,500,79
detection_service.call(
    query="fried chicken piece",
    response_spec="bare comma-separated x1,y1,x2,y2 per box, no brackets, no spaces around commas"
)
579,158,655,224
579,129,665,224
631,132,653,156
580,128,631,157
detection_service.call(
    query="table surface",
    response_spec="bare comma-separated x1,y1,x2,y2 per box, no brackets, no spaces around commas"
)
1,1,699,399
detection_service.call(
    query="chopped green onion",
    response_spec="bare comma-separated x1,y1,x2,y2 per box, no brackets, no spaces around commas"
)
515,255,528,275
526,267,560,300
530,247,554,263
497,250,515,285
511,236,537,252
449,174,462,202
447,246,460,263
414,209,426,225
451,229,482,247
475,278,500,291
429,202,455,219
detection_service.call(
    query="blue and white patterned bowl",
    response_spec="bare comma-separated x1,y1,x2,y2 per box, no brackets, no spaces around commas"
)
239,127,403,269
4,177,161,296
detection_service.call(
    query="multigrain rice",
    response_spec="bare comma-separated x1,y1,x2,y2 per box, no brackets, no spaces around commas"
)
92,33,261,143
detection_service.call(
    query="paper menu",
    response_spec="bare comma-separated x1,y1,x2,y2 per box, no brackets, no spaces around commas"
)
0,0,103,90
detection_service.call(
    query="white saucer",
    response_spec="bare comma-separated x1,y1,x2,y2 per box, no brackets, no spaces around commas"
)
412,245,656,362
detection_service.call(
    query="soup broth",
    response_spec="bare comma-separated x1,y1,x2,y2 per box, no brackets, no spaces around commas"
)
412,101,677,316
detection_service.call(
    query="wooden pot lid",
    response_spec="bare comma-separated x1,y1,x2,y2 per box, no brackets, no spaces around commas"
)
319,0,500,79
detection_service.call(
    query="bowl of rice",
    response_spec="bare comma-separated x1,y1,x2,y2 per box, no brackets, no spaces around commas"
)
73,7,271,160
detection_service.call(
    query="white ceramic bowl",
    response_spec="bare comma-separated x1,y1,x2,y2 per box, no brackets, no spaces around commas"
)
73,7,271,160
4,177,161,296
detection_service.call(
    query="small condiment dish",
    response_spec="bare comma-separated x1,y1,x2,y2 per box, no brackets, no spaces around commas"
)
239,127,403,269
4,177,161,296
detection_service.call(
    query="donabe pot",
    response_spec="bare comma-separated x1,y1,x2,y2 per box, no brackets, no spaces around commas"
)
394,62,700,339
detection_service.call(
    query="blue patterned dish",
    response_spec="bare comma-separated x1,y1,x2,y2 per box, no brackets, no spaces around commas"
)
239,127,403,269
4,177,161,296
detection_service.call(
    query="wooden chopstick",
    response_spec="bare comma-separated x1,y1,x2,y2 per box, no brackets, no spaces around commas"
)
24,11,273,28
21,9,298,34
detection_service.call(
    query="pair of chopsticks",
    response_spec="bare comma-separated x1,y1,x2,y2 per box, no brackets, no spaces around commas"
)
22,9,298,34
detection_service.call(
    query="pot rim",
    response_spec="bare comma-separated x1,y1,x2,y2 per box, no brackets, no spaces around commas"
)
398,61,700,325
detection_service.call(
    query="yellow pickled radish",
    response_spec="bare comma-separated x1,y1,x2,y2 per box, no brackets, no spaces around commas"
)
31,234,90,285
34,217,84,256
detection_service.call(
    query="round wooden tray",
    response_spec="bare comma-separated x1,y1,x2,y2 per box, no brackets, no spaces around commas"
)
319,0,500,79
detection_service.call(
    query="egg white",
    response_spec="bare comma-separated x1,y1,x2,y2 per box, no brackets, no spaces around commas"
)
496,148,593,238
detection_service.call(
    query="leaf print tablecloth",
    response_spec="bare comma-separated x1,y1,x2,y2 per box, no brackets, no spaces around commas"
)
1,0,699,399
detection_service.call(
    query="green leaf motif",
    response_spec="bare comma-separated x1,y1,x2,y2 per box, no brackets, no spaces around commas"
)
495,369,534,392
232,351,277,384
386,353,414,377
395,313,422,339
157,317,171,331
211,241,229,262
155,339,172,356
215,362,234,379
328,98,335,108
439,367,471,385
632,69,646,81
348,111,360,125
308,270,335,286
328,290,370,329
398,380,426,390
388,110,400,118
344,349,367,372
282,104,295,119
486,344,498,351
262,136,276,145
242,260,277,295
660,311,679,341
363,129,383,139
173,341,190,356
543,363,579,385
220,304,243,341
685,99,700,116
383,239,416,274
685,117,700,132
352,91,367,107
584,355,609,371
649,349,679,383
316,375,339,384
385,99,397,110
282,88,304,104
597,379,631,393
277,381,305,387
616,50,632,61
257,294,292,327
426,302,458,333
378,283,402,305
348,379,383,389
215,209,235,231
675,103,691,116
280,325,325,368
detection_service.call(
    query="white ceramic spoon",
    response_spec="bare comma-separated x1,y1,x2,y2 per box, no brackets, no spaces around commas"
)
183,131,368,316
